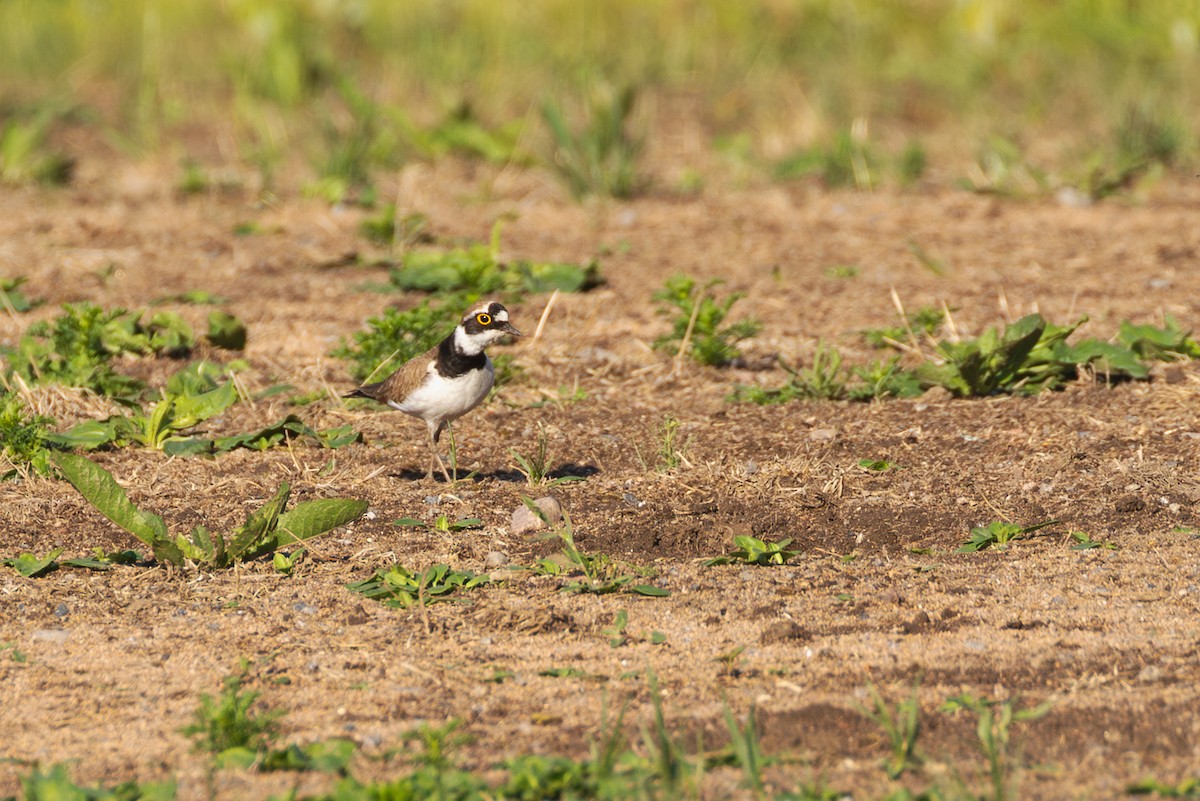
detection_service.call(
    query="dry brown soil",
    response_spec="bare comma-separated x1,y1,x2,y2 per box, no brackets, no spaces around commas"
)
3,154,1200,800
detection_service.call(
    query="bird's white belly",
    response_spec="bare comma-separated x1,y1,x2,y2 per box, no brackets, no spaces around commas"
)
391,358,495,423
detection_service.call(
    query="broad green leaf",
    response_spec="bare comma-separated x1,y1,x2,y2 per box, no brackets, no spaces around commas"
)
630,584,670,597
228,483,290,559
51,452,169,546
169,382,239,430
162,437,216,457
3,548,62,577
271,498,369,548
45,419,122,450
206,310,247,350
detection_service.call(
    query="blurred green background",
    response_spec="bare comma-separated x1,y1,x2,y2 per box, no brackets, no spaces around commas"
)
1,0,1197,198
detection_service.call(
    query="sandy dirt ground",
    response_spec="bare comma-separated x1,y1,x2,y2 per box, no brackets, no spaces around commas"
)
2,151,1200,800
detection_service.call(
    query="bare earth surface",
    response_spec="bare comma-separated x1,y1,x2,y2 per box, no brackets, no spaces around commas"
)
3,156,1200,800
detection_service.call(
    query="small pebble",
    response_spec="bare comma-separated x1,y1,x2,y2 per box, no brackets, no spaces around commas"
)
293,602,319,615
510,496,563,535
53,603,70,618
484,551,509,568
31,628,70,644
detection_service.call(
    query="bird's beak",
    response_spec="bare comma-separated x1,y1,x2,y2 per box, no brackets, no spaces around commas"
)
501,321,523,337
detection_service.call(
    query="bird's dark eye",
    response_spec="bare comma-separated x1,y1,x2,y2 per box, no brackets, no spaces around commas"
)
476,313,492,326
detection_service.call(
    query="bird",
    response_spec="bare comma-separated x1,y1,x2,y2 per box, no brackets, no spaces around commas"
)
344,300,522,482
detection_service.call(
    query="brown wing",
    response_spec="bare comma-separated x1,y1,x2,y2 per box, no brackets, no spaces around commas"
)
361,345,438,406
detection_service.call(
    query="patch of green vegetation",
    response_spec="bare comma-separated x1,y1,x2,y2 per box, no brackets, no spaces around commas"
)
0,390,56,478
773,127,881,189
4,763,175,801
1128,776,1200,798
601,609,666,648
182,668,283,758
738,314,1200,406
653,275,760,367
331,300,450,383
958,135,1050,197
858,458,902,472
408,102,528,165
3,547,144,577
346,563,491,609
653,414,690,472
864,307,946,349
704,535,799,567
528,499,668,597
0,108,75,186
541,84,644,199
0,277,42,313
509,423,586,488
856,680,924,780
394,515,484,533
957,519,1059,553
3,303,196,397
733,348,923,404
304,77,400,206
388,224,601,298
1069,531,1118,551
52,452,366,569
939,693,1053,801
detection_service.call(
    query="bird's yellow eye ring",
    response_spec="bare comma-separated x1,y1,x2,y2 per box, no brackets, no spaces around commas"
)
476,313,492,326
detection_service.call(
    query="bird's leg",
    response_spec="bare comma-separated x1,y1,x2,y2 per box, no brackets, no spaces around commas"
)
428,420,453,483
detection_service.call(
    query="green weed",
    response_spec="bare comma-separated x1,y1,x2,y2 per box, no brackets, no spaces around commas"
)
653,274,760,367
774,126,881,189
0,276,42,313
509,423,586,487
654,414,689,472
957,520,1060,553
0,109,75,186
1069,531,1118,551
864,307,946,349
182,668,282,757
856,679,924,779
332,300,449,383
704,535,799,567
601,609,666,648
52,452,366,569
1128,776,1200,797
388,224,601,298
541,84,644,199
0,390,56,478
394,515,484,532
7,764,175,801
528,499,668,597
3,303,196,397
940,693,1053,801
346,563,490,609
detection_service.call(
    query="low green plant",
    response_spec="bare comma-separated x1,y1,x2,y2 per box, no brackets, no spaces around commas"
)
4,303,197,397
7,764,174,801
541,84,644,199
773,127,881,189
394,515,483,532
387,223,601,298
346,563,490,608
723,704,767,793
646,414,691,473
958,134,1049,197
864,306,946,349
940,693,1053,801
206,310,247,350
704,535,799,566
1069,531,1118,551
955,515,1060,553
601,609,666,648
1128,776,1200,797
45,384,356,456
183,668,282,757
0,390,56,477
0,110,75,185
856,679,923,779
528,499,668,597
52,452,366,569
0,276,42,313
305,76,400,206
509,423,586,487
653,275,760,367
331,300,450,383
957,519,1059,553
408,102,527,165
858,458,902,472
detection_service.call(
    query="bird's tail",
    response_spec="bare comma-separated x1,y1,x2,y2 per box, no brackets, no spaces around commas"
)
344,381,383,401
